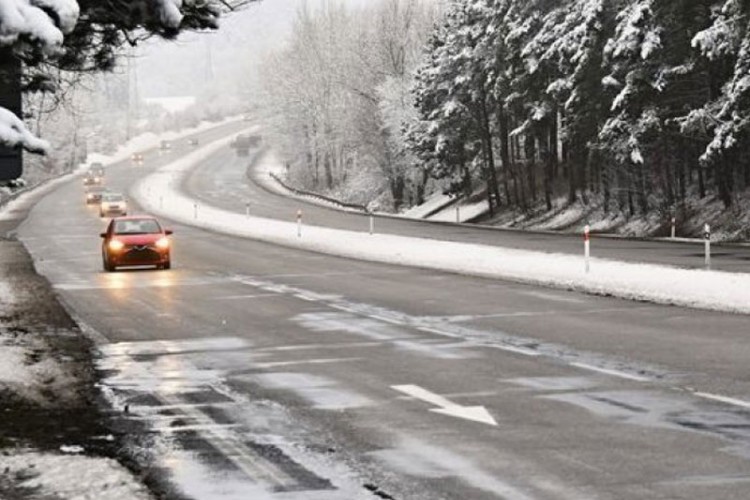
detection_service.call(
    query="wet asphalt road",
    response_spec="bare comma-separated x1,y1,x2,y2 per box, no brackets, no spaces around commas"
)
11,126,750,499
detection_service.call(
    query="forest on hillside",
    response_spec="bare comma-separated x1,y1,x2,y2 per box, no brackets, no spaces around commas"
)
260,0,750,237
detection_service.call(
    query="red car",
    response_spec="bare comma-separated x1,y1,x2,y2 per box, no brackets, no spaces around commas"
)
100,216,172,271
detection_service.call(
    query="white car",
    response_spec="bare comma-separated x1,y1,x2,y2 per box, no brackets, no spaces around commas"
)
99,192,128,217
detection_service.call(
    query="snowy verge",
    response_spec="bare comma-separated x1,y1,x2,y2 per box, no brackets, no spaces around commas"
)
133,137,750,314
2,451,151,500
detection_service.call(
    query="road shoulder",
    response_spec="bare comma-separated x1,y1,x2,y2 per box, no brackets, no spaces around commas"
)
0,236,152,500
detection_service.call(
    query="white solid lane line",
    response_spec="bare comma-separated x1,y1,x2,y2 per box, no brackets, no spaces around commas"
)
569,362,650,382
694,392,750,410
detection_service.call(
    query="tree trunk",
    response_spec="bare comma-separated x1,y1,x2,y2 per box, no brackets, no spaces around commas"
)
483,103,502,208
524,134,537,203
0,47,23,180
498,108,513,208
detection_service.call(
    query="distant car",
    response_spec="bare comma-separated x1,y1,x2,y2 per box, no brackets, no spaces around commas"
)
85,185,106,205
131,153,144,165
83,170,103,186
187,138,199,146
89,162,105,177
160,140,171,151
231,134,262,157
100,216,172,272
99,192,127,217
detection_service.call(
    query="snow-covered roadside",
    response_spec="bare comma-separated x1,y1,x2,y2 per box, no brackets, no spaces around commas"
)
134,137,750,314
1,452,151,500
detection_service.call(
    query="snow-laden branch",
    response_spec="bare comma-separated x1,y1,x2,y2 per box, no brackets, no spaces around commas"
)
0,0,79,49
0,106,49,153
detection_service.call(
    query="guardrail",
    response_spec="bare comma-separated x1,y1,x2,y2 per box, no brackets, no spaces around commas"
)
268,172,368,213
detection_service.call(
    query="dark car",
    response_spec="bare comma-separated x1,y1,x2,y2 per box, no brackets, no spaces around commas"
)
187,138,199,146
99,192,127,217
85,185,106,205
100,216,172,272
160,140,171,151
230,134,262,157
131,153,145,165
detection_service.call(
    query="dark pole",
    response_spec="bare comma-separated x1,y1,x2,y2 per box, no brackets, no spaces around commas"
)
0,47,23,181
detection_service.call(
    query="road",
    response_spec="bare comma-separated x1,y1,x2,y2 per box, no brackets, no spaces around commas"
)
183,146,750,274
12,126,750,499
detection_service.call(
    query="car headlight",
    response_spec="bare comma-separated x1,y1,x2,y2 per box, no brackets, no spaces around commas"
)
87,193,94,199
108,239,125,252
155,237,170,250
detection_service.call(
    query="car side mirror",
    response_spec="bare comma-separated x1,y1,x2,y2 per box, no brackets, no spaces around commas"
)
165,230,173,236
99,233,107,238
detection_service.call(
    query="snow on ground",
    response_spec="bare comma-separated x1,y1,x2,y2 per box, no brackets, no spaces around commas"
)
133,136,750,314
428,197,489,223
2,451,151,500
0,335,78,404
402,192,454,219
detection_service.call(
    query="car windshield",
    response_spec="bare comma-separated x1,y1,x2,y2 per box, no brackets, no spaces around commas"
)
113,219,161,235
104,194,124,202
87,187,105,193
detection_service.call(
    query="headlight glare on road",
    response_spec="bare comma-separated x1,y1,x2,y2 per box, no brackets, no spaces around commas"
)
155,237,170,250
108,239,125,252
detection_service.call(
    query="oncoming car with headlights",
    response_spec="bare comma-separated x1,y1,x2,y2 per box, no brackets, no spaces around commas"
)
99,192,127,217
85,185,106,205
100,216,172,271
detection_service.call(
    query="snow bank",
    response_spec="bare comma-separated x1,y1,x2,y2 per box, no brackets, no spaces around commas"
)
2,451,150,500
428,198,488,223
402,192,454,219
133,136,750,314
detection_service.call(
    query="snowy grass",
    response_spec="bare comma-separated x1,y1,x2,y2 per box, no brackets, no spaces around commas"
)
133,137,750,315
2,451,151,500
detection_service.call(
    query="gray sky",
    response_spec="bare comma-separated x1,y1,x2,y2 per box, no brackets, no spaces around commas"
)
136,0,367,98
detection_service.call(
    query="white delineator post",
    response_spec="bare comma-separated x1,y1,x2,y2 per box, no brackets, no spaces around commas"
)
671,216,676,239
584,224,591,273
193,203,198,220
704,223,711,269
369,214,374,235
456,205,460,223
246,202,250,218
297,209,302,237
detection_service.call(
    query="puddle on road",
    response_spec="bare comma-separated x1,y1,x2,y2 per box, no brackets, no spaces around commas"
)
243,372,374,410
292,312,478,360
96,336,374,499
537,387,750,459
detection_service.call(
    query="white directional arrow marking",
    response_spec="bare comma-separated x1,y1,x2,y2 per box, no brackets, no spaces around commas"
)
392,384,498,426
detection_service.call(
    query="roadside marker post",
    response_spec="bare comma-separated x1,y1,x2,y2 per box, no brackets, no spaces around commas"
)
246,202,250,218
297,209,302,237
671,216,676,239
456,205,460,223
194,203,198,220
704,223,711,269
584,225,591,273
369,214,374,235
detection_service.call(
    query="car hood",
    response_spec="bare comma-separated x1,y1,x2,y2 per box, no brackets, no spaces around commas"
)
112,234,163,245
